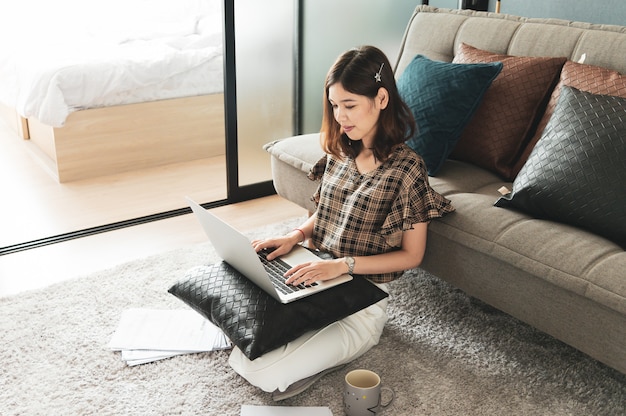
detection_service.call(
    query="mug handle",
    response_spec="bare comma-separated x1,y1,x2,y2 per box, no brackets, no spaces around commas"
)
380,386,395,408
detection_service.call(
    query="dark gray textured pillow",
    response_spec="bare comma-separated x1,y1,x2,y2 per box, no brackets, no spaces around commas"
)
169,262,388,360
495,86,626,248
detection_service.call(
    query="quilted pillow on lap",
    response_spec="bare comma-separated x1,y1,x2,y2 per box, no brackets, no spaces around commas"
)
169,262,388,360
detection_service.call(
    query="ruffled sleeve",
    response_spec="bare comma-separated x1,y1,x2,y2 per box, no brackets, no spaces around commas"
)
380,153,454,247
307,155,327,181
307,155,328,206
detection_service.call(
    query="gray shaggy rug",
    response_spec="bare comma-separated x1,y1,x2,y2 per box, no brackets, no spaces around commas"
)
1,218,624,415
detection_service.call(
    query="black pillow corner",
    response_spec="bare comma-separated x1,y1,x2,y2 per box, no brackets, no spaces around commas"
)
495,85,626,248
168,262,388,360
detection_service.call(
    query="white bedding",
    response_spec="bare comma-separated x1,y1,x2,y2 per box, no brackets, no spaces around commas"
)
0,0,223,127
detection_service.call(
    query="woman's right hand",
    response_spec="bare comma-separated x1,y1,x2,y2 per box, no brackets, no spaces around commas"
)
251,230,302,261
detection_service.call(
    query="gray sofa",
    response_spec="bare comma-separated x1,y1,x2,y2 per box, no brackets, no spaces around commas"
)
263,6,626,375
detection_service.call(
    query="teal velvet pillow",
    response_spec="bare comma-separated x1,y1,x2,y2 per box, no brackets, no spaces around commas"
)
397,55,502,175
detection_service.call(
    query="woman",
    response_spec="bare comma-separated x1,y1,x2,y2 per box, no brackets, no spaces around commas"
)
229,45,454,400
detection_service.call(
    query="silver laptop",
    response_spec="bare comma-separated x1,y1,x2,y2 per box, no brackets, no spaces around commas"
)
186,197,352,303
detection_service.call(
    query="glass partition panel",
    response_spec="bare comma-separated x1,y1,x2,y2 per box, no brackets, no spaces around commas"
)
234,0,297,186
0,0,227,252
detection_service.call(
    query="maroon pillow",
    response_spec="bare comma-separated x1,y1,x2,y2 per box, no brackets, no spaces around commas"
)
513,60,626,177
450,43,566,180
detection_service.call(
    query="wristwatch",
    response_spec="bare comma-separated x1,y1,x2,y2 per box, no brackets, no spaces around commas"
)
344,256,355,275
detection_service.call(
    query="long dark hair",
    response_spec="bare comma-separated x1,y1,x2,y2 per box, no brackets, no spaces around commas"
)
320,45,416,161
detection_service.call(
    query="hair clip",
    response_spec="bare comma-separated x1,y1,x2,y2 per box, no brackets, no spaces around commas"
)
374,63,384,82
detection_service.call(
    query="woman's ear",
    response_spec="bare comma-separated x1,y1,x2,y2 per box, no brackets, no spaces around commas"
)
377,87,389,110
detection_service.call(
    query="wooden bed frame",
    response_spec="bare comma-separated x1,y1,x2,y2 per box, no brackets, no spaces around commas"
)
4,93,225,182
0,103,29,139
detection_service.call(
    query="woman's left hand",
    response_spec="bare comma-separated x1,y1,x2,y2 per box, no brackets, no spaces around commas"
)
284,258,347,286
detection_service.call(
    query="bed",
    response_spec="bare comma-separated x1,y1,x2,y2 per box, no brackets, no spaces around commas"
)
0,0,225,182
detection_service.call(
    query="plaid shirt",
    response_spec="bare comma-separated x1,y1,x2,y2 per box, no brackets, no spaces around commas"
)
308,144,454,283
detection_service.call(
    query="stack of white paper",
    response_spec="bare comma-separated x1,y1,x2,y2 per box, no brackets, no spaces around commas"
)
108,308,231,366
240,405,333,415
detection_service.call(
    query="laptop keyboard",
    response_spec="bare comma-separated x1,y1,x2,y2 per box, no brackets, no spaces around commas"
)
258,249,313,294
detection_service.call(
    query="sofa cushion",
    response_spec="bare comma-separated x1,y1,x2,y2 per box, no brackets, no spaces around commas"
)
514,60,626,176
428,160,626,316
396,54,502,176
495,86,626,249
428,159,509,198
428,190,626,316
450,43,566,181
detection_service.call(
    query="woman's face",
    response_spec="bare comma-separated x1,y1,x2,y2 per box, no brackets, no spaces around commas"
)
328,83,386,147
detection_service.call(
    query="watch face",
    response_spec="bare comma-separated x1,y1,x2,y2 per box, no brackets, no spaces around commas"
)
345,256,355,274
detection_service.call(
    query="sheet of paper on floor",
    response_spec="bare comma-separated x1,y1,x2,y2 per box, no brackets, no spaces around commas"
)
108,308,231,365
241,405,333,416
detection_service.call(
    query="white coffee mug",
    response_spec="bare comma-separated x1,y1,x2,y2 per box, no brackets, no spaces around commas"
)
344,369,394,416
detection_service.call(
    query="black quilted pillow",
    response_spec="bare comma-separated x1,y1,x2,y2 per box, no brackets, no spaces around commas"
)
168,262,388,360
495,86,626,248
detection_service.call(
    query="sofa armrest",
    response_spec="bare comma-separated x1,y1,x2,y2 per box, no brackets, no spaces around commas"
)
264,133,325,213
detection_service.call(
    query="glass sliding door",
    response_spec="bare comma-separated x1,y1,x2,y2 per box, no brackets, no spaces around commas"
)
0,0,228,253
0,0,300,254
